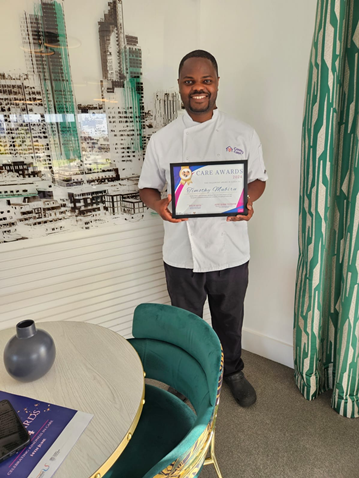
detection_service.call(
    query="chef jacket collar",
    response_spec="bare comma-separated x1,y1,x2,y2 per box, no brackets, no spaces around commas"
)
182,108,219,129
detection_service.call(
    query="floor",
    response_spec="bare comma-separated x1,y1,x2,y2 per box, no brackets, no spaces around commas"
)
200,350,359,478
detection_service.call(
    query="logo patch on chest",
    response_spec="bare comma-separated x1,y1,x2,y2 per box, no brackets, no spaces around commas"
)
226,146,244,155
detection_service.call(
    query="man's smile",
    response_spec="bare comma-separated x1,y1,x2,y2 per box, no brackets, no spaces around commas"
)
190,93,209,101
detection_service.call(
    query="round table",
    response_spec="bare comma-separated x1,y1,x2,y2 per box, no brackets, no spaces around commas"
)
0,321,145,478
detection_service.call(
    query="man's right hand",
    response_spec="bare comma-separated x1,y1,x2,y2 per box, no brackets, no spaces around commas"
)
154,194,188,223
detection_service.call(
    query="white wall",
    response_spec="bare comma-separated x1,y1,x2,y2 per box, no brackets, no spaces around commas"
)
200,0,317,367
0,0,317,369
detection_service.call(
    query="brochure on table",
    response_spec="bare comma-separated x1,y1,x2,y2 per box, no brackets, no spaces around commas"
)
0,391,93,478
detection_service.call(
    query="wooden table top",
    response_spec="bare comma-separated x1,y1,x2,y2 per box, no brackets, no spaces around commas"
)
0,321,145,478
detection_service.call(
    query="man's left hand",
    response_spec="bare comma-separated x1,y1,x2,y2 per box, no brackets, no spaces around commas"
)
226,196,254,222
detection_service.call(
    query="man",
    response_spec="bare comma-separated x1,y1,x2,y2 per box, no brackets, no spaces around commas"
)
138,50,267,407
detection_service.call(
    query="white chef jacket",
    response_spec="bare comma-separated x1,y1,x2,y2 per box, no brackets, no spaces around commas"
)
138,109,268,273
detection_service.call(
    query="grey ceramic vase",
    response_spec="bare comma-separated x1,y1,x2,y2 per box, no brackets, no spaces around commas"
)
4,320,56,382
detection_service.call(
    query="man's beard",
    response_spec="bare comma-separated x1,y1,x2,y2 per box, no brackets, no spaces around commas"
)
188,103,211,113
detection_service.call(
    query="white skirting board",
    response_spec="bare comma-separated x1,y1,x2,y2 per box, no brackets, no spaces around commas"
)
242,327,294,369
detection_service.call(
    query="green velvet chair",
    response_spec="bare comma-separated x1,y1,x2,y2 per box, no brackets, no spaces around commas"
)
104,303,223,478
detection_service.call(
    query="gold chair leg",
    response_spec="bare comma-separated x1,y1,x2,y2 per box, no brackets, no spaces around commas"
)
203,431,223,478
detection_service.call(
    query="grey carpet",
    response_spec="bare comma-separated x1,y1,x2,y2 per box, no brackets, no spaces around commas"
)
147,350,359,478
201,350,359,478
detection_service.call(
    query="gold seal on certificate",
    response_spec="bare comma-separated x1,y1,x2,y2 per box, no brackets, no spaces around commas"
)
170,160,248,218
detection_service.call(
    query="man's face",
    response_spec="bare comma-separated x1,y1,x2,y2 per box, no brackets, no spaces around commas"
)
178,57,219,120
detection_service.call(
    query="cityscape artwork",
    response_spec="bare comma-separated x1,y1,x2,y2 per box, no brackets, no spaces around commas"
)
0,0,182,243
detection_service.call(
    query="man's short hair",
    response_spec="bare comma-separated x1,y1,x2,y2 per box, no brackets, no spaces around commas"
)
178,50,219,77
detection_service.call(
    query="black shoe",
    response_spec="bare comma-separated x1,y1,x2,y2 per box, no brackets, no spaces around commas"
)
224,371,257,407
167,386,186,401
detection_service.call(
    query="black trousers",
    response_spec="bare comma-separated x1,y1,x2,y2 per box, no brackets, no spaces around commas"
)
164,261,249,377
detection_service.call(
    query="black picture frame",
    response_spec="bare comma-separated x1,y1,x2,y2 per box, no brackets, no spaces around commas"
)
170,160,248,219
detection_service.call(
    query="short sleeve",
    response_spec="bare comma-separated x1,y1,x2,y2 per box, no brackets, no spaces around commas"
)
247,129,268,183
138,136,166,191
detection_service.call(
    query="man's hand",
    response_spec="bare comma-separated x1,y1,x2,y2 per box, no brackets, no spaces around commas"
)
226,196,254,222
155,194,188,223
226,180,266,222
139,188,187,223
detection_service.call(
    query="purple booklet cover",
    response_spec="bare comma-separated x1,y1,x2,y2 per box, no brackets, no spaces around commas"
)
0,391,93,478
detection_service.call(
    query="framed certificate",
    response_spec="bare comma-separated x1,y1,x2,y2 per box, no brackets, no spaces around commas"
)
170,160,248,219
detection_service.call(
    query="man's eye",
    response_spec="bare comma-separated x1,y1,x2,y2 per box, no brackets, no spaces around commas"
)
185,80,193,85
204,80,212,84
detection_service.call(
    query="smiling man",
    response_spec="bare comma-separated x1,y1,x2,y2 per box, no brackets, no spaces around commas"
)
139,50,267,407
178,55,219,121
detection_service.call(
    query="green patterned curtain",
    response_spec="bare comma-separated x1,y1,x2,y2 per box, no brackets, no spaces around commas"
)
294,0,359,418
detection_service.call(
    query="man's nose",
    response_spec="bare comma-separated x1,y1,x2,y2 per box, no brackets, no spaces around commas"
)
192,87,206,93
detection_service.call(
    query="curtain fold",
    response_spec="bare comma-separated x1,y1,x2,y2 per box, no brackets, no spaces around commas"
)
294,0,359,418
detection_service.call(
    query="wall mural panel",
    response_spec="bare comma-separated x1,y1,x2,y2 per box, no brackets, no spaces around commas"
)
0,0,191,243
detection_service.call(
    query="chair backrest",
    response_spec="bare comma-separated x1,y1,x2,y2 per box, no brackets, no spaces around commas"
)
130,303,223,478
132,303,222,407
